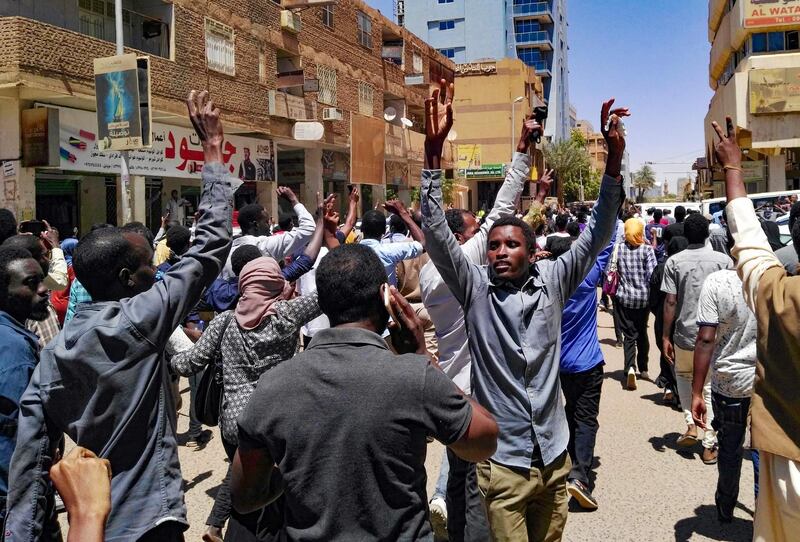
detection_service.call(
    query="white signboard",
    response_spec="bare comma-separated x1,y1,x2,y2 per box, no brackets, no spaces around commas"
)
55,106,275,181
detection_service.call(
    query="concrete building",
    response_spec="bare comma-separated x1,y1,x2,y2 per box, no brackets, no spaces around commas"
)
452,57,544,210
0,0,454,235
401,0,571,142
704,0,800,197
575,119,608,173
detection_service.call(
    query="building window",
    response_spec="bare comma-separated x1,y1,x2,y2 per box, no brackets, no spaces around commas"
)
78,0,106,39
357,11,372,49
205,18,235,76
439,48,455,59
358,82,374,116
438,20,455,30
322,5,334,28
258,46,268,84
752,31,800,53
317,65,337,105
413,52,423,73
438,0,454,3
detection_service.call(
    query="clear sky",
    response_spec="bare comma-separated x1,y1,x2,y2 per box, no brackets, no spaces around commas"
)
364,0,713,194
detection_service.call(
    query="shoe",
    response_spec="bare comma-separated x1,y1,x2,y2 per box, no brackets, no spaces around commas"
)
626,368,637,390
429,496,448,539
676,426,699,447
663,389,674,402
567,479,598,510
702,446,719,465
186,429,213,448
203,527,224,542
639,371,650,381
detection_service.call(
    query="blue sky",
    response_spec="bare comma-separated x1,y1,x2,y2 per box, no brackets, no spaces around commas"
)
365,0,712,193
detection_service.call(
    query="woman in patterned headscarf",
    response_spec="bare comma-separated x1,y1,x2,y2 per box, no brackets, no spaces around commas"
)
170,209,328,542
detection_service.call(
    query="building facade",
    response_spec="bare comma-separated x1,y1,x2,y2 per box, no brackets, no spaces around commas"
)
0,0,454,235
704,0,800,197
401,0,571,142
575,119,607,173
451,58,543,211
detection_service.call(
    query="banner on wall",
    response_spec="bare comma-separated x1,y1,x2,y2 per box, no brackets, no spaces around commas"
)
53,106,275,181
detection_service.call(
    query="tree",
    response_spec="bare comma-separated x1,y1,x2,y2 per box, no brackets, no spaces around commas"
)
542,134,593,203
633,164,656,202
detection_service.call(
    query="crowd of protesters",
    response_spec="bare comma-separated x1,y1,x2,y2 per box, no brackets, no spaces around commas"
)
0,84,797,542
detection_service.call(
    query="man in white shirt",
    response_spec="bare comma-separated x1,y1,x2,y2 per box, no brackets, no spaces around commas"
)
220,187,314,280
360,200,424,287
166,190,191,227
419,117,543,542
691,266,757,523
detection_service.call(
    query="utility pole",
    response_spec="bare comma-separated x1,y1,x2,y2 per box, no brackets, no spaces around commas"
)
114,0,131,224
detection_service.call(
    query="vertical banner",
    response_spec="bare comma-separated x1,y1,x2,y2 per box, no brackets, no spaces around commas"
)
93,53,147,151
351,114,385,185
21,108,60,167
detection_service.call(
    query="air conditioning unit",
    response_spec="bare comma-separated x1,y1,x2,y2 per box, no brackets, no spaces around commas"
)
322,107,343,121
281,10,302,33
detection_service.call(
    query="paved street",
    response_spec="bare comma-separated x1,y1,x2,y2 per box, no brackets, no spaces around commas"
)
170,308,755,542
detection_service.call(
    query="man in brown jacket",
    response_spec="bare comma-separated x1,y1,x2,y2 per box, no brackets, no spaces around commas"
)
713,116,800,541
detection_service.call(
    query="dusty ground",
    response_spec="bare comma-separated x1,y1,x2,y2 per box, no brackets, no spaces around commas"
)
64,308,755,541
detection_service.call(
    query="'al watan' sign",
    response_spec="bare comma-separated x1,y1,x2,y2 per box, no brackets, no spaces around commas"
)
744,0,800,28
455,62,497,76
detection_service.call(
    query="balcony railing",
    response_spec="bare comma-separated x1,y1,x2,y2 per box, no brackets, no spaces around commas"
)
513,2,552,17
515,31,553,48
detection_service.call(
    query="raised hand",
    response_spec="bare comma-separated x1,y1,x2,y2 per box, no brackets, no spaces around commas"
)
536,169,555,201
186,90,224,163
424,79,455,170
276,186,299,206
517,115,543,154
40,220,59,250
691,393,707,430
600,98,630,178
349,186,360,205
386,285,427,355
711,116,742,170
383,199,408,217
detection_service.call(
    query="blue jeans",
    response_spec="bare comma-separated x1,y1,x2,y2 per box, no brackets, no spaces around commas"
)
433,449,449,498
711,392,750,522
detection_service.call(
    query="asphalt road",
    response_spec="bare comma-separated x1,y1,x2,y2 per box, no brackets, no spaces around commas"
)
161,308,755,541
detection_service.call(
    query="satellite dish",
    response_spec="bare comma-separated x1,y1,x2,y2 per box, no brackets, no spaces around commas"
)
447,130,457,141
292,121,325,141
400,117,413,128
383,106,397,122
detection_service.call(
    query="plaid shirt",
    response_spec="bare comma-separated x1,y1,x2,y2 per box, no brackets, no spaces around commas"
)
612,242,657,309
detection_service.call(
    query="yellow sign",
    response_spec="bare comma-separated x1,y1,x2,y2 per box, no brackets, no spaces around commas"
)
744,0,800,29
749,68,800,114
457,144,482,170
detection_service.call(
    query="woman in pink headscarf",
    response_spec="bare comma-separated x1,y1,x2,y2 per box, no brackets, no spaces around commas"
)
170,205,328,541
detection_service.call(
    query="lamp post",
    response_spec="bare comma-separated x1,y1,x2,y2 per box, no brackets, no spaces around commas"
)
511,96,524,156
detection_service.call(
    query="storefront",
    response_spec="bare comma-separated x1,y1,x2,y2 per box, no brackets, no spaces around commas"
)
32,105,275,235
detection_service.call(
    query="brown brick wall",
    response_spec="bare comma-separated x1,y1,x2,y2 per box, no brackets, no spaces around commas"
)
0,0,453,139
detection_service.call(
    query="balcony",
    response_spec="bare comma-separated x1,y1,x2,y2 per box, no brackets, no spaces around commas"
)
513,2,553,23
529,59,551,76
515,31,553,51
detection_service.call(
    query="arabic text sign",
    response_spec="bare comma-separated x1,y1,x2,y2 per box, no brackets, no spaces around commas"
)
56,106,275,181
744,0,800,28
457,144,482,170
94,54,145,151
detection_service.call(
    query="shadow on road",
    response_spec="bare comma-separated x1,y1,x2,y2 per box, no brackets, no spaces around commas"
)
673,504,753,542
649,432,698,460
183,470,212,492
598,337,620,347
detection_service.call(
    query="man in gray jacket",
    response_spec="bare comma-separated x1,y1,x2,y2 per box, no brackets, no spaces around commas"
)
422,80,627,541
4,91,240,542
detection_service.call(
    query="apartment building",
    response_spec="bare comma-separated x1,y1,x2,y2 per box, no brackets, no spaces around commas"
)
0,0,454,234
575,120,607,173
402,0,571,142
704,0,800,196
